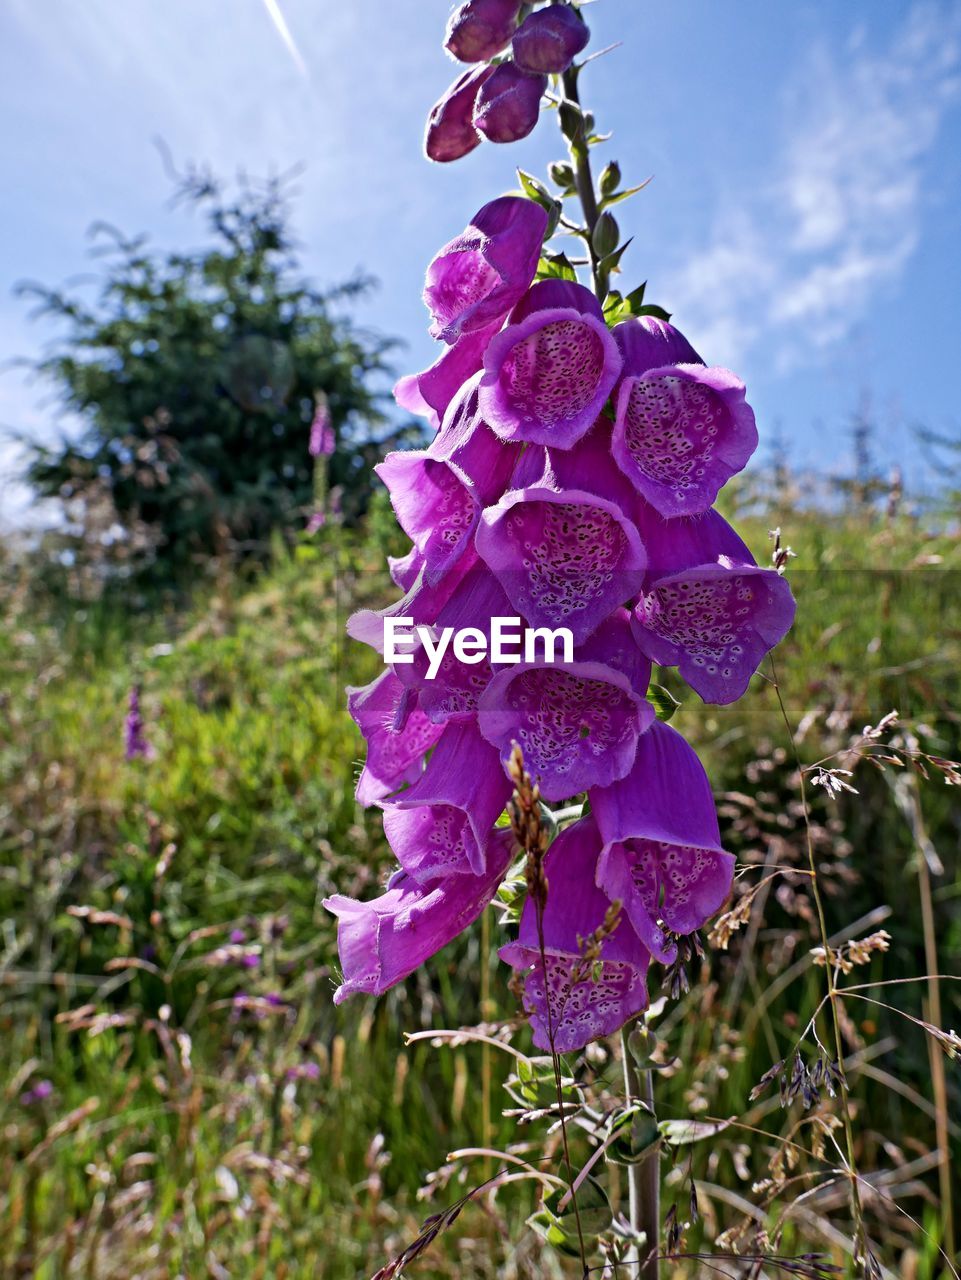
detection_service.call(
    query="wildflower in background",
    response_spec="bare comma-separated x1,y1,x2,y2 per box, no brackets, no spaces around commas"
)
124,684,154,761
20,1080,54,1107
308,395,335,458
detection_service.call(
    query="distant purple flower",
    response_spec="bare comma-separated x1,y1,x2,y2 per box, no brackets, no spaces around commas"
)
500,817,650,1052
632,507,797,704
425,65,494,163
478,281,622,447
445,0,522,62
423,197,548,344
229,928,247,945
20,1079,54,1106
305,511,326,534
382,720,512,879
473,61,547,144
308,397,335,457
512,4,589,74
612,318,758,516
591,720,735,961
241,953,260,969
286,1060,321,1081
124,685,154,762
324,831,514,1004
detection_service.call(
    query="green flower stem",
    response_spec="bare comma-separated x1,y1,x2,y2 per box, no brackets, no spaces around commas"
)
620,1022,660,1278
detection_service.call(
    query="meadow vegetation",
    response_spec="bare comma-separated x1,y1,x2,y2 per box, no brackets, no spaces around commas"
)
1,474,958,1277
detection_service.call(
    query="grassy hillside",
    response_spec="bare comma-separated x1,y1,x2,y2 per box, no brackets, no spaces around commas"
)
1,502,959,1278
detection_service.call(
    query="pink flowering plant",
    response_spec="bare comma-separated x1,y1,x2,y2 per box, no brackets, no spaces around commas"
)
324,3,818,1275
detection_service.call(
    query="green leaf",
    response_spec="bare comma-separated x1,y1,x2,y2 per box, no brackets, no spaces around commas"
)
598,237,633,275
536,251,578,283
608,1102,661,1166
530,1176,611,1255
516,170,562,238
658,1118,731,1146
634,303,673,322
624,282,647,309
599,177,653,211
648,684,681,722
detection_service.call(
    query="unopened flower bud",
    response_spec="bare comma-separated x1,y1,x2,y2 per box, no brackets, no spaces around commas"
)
473,61,547,144
599,160,621,197
425,65,494,163
445,0,522,63
549,160,576,190
592,210,620,258
512,3,589,75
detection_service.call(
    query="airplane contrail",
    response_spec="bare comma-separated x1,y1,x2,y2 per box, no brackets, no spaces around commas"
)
261,0,309,79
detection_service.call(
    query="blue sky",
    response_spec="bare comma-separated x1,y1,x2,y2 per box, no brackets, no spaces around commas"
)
1,0,959,524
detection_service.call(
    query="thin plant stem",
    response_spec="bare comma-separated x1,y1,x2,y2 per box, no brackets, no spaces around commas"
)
901,771,955,1261
768,655,868,1264
480,903,493,1183
620,1023,660,1279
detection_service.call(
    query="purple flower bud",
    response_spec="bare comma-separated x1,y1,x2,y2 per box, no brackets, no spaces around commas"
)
426,66,493,163
473,61,547,144
512,4,589,75
229,928,246,944
241,953,260,969
445,0,522,63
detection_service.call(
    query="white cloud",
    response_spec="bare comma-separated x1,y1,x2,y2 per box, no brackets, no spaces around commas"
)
665,2,961,371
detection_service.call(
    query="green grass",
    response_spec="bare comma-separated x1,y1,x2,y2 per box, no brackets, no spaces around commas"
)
1,504,959,1278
